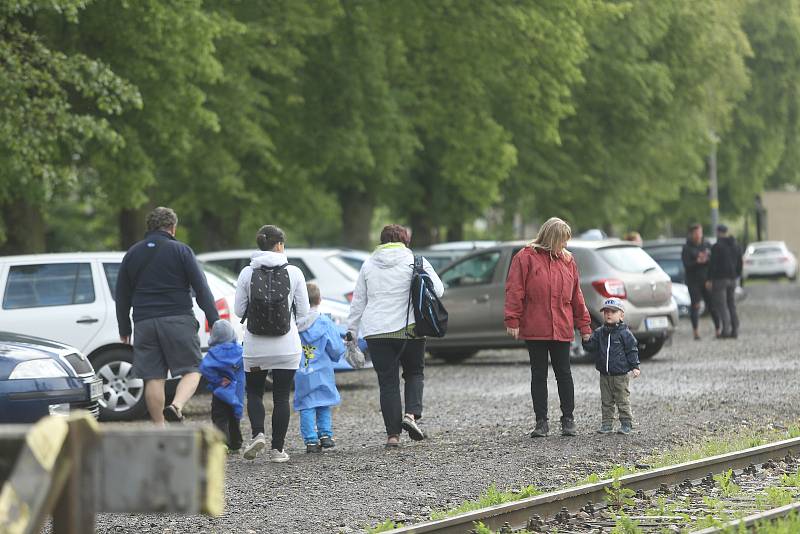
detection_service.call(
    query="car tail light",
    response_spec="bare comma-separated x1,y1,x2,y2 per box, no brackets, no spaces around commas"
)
745,259,754,265
592,279,627,298
345,291,354,303
206,298,231,332
779,256,790,263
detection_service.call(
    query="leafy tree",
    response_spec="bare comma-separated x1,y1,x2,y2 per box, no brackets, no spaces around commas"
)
0,0,140,253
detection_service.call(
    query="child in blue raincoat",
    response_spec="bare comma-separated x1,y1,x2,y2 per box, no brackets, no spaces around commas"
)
296,282,346,453
199,320,245,452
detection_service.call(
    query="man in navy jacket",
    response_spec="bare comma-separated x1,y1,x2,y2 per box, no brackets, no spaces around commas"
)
116,207,219,424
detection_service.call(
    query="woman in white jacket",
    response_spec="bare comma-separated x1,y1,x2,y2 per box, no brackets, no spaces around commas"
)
347,224,444,448
235,225,309,462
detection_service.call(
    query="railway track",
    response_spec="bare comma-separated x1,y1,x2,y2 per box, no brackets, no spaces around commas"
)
385,436,800,533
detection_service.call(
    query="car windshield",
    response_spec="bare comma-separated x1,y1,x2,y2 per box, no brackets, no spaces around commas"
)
750,246,783,256
654,258,683,283
597,246,661,274
201,262,237,287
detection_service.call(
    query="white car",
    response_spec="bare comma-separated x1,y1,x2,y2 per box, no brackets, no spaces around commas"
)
742,241,798,281
0,252,240,421
197,248,364,303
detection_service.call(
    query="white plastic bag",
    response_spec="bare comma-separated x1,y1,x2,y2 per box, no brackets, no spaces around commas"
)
344,340,366,369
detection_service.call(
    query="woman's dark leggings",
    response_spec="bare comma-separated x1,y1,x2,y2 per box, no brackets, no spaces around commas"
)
245,368,295,451
366,338,426,436
525,340,573,423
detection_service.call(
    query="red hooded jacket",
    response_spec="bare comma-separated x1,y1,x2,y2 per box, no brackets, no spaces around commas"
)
504,247,591,342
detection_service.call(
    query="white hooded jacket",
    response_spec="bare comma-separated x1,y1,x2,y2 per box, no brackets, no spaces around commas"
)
347,244,444,338
235,251,309,370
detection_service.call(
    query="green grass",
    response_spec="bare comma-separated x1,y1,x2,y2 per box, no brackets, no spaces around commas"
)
365,519,403,533
752,511,800,534
429,484,542,520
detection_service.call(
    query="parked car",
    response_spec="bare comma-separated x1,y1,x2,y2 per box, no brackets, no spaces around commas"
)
197,248,363,303
0,252,240,421
420,241,500,271
742,241,798,281
0,331,102,423
426,240,678,362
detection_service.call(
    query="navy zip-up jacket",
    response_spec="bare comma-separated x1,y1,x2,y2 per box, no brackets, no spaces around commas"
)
581,321,640,376
116,230,219,337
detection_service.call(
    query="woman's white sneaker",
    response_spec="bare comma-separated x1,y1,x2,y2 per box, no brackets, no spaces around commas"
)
269,449,290,463
243,433,266,460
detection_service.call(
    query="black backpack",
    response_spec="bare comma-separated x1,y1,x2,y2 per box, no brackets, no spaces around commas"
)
407,256,448,338
244,264,293,336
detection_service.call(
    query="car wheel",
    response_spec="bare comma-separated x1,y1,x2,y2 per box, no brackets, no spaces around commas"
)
428,350,477,363
92,348,147,421
639,337,665,360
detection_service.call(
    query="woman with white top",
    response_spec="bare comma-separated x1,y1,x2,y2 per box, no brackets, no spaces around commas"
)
347,225,444,448
235,225,309,462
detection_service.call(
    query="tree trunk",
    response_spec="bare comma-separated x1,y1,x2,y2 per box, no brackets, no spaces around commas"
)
339,188,374,249
197,209,240,252
445,223,463,243
119,207,146,250
410,213,437,248
0,199,46,254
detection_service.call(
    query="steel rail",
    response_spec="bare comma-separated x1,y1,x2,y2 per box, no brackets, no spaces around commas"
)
386,436,800,534
691,501,800,533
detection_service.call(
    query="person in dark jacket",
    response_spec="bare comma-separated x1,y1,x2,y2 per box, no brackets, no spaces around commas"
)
200,320,244,453
681,223,719,340
708,224,742,339
582,298,640,435
116,207,219,424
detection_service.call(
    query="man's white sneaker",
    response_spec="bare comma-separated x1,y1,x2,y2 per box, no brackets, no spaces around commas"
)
243,433,266,460
269,449,290,463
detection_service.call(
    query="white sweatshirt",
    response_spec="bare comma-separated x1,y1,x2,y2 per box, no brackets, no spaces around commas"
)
347,245,444,338
235,251,309,370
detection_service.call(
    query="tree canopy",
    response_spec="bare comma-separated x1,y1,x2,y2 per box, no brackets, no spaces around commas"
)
1,0,798,254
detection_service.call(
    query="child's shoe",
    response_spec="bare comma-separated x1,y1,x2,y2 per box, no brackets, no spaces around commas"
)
320,435,336,449
306,442,322,453
596,423,613,434
618,421,633,435
561,417,577,436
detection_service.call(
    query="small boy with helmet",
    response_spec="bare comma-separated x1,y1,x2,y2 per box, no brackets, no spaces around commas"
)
582,298,641,435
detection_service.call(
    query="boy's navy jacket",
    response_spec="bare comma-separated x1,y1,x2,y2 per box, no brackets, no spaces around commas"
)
582,322,640,376
199,342,245,418
295,311,346,411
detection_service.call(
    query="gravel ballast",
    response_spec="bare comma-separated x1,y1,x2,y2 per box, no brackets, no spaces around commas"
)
94,281,800,533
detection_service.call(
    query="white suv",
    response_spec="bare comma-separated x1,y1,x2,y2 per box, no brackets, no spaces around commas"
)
0,252,239,421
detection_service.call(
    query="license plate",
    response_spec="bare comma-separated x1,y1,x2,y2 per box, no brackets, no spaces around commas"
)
89,379,103,400
645,316,669,330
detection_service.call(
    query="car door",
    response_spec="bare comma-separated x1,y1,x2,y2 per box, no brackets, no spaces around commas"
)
439,250,504,342
0,260,108,352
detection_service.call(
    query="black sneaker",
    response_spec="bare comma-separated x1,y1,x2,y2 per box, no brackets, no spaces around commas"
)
530,420,549,438
561,417,577,436
306,442,322,453
402,414,425,441
320,436,336,449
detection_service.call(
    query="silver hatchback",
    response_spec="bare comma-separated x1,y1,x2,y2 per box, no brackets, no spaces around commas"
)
425,239,678,362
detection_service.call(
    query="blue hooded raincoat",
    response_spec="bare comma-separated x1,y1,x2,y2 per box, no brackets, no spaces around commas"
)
295,311,346,411
199,342,245,419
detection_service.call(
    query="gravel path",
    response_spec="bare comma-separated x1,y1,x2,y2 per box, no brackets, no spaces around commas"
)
95,281,800,533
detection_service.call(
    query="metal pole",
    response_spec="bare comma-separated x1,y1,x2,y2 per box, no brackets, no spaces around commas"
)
709,133,719,231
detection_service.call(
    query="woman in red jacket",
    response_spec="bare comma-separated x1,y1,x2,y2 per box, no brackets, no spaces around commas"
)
504,217,592,437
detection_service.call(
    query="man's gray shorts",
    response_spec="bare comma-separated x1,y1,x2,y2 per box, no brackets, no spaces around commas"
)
133,315,201,380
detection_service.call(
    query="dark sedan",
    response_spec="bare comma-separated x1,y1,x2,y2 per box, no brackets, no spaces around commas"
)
0,332,102,423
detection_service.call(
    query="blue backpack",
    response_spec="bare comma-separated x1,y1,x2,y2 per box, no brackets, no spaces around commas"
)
406,256,448,338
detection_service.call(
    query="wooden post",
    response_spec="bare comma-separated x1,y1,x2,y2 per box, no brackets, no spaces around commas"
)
52,414,101,534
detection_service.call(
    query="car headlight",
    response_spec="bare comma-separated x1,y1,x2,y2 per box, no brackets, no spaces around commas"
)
9,359,69,379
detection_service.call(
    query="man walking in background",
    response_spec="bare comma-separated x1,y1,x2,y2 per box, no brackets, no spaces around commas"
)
708,224,742,339
116,207,219,424
682,223,718,340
